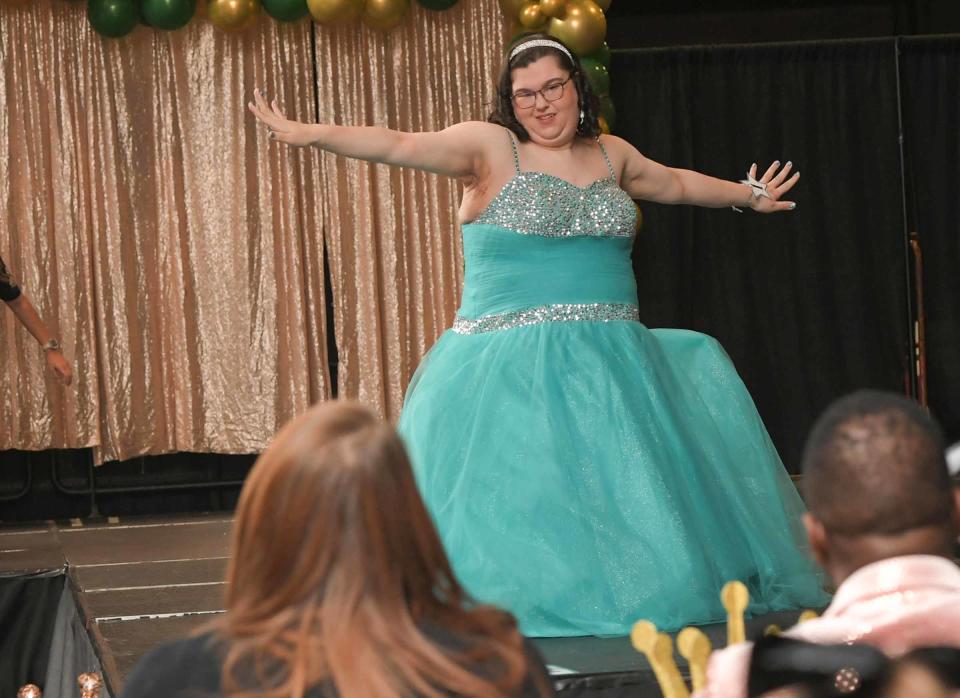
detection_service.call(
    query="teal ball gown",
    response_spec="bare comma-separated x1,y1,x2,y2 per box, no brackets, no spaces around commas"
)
398,132,828,637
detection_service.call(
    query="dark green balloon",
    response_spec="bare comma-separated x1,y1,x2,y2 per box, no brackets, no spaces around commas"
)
262,0,306,21
600,95,616,130
140,0,195,30
88,0,139,37
581,58,610,96
585,41,611,67
417,0,458,8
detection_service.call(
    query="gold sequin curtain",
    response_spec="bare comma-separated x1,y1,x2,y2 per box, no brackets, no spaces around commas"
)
313,0,505,419
0,1,329,462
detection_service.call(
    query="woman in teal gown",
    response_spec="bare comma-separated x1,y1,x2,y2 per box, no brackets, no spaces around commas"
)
249,33,828,637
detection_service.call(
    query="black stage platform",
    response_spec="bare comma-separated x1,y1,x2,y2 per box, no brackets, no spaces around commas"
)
0,514,806,697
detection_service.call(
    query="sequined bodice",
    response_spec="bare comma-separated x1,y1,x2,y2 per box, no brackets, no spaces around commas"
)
472,172,636,238
454,131,640,331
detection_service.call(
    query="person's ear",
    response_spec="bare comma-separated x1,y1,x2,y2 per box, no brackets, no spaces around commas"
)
803,512,829,569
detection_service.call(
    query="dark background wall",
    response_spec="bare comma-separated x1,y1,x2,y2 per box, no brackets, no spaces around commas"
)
602,0,960,469
605,0,960,48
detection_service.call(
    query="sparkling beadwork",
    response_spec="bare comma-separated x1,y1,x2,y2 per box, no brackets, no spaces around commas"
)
452,303,640,334
472,172,637,238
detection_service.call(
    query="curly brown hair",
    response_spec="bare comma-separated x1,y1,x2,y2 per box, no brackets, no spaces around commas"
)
487,33,601,142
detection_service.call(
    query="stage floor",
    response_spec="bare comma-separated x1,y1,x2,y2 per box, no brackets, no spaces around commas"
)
0,514,808,696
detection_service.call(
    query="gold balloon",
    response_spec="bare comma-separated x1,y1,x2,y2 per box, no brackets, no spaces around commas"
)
548,0,606,55
208,0,259,30
598,114,610,134
497,0,527,21
593,0,610,9
362,0,408,30
518,2,546,29
307,0,361,23
539,0,565,18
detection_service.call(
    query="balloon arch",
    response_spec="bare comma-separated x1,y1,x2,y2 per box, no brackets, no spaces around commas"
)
5,0,615,127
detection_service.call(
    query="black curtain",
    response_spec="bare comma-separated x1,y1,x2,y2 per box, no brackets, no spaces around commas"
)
612,40,910,471
900,37,960,444
0,573,65,694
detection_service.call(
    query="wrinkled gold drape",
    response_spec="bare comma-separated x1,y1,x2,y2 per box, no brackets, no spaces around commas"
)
1,0,504,460
313,0,505,419
0,1,330,462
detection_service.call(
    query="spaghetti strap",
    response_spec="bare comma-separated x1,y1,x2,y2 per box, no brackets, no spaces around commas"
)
597,137,616,180
505,129,521,174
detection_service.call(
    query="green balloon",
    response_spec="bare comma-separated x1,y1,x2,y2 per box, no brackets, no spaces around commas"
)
600,95,616,130
140,0,195,30
262,0,307,21
581,58,610,95
585,41,611,67
417,0,457,8
88,0,139,37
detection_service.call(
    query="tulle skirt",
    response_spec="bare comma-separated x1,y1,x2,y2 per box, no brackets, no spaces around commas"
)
398,319,828,637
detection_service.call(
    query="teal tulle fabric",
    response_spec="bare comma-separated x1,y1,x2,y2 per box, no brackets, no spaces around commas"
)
397,139,828,637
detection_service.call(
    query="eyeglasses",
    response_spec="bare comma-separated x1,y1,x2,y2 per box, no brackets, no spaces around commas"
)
511,77,572,110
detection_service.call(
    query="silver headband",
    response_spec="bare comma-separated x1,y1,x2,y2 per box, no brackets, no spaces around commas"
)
509,39,574,65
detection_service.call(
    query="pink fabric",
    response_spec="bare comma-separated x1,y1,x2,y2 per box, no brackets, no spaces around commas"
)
696,555,960,698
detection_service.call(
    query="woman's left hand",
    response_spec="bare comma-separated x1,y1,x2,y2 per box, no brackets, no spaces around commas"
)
747,161,800,213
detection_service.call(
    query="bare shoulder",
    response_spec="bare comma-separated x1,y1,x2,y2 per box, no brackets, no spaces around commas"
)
449,122,514,184
599,134,651,180
442,120,508,143
598,134,643,160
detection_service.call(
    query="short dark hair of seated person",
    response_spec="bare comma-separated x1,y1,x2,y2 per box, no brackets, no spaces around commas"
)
800,390,958,586
748,636,960,698
120,401,554,698
0,254,22,302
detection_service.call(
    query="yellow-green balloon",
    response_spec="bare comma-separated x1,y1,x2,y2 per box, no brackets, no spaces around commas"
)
540,0,565,18
518,2,545,29
547,0,605,55
362,0,408,30
208,0,259,30
307,0,361,23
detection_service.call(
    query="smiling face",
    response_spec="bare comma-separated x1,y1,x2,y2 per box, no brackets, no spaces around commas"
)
510,54,580,148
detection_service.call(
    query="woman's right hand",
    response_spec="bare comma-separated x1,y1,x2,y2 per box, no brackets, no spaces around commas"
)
46,349,73,386
248,88,319,147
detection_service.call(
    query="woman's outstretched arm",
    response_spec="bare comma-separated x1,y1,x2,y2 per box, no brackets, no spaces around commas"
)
248,88,497,180
603,135,800,213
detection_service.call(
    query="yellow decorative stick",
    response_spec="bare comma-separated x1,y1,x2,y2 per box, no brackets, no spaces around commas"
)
721,581,750,645
631,621,690,698
677,627,712,693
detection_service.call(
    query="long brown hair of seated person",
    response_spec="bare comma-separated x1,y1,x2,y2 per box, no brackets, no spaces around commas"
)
213,401,535,698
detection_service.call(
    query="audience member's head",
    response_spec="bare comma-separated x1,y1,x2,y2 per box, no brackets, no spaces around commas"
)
800,390,958,584
217,400,535,698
